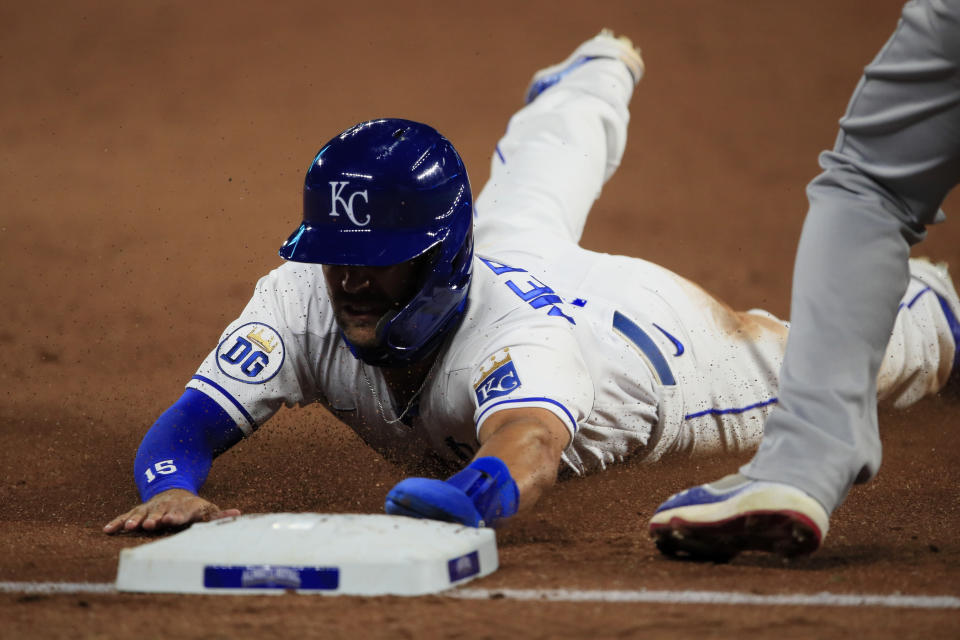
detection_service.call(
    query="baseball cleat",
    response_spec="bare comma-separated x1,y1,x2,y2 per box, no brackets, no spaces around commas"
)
908,257,960,388
648,474,830,562
525,29,645,103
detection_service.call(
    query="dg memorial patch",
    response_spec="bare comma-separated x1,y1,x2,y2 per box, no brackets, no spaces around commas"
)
216,322,285,384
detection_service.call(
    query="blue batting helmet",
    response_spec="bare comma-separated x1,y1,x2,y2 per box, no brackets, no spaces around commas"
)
279,118,473,366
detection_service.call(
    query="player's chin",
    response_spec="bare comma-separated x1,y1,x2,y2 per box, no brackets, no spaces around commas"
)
338,318,381,349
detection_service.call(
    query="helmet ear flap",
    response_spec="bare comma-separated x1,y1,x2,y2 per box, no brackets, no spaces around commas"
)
373,245,439,345
448,228,473,287
415,243,443,280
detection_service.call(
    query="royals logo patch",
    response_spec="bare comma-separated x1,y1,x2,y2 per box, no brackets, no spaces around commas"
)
216,322,285,384
473,348,521,406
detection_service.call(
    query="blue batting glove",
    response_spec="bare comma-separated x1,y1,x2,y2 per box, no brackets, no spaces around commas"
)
385,477,484,526
384,456,519,527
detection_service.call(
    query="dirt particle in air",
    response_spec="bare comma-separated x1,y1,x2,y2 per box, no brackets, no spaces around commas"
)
36,348,60,363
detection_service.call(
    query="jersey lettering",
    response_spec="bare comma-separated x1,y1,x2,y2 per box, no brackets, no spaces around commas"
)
478,256,575,324
506,275,554,302
478,257,526,275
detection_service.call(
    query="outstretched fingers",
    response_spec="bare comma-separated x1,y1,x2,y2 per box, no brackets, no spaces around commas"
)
103,508,140,534
103,489,241,535
160,498,240,526
143,503,172,530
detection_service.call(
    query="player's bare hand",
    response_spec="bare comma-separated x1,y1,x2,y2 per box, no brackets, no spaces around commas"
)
103,488,241,534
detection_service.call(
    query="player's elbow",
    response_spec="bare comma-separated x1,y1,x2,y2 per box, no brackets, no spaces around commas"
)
480,407,571,457
523,422,569,465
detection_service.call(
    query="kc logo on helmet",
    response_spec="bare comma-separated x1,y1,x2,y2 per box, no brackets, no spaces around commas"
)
329,181,370,227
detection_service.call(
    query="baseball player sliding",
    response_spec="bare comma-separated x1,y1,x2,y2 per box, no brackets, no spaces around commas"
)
104,30,960,538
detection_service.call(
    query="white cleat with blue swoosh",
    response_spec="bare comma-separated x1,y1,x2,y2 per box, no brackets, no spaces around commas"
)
525,29,645,104
648,474,830,562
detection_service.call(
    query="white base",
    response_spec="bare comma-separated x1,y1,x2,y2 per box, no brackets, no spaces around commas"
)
115,513,498,596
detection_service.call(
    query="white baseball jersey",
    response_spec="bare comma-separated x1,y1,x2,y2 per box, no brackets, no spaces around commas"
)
186,51,952,477
188,243,699,474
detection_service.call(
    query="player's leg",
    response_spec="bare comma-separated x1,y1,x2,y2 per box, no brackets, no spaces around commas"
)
473,31,643,257
741,1,960,513
649,0,960,561
644,278,789,461
877,258,960,407
664,258,958,459
649,258,959,561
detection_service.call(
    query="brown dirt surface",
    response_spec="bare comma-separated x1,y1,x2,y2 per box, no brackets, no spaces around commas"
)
1,1,958,638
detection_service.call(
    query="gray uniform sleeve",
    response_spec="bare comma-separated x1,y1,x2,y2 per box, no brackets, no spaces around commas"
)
744,0,960,513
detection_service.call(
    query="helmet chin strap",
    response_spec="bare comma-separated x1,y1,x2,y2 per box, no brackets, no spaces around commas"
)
341,308,403,368
375,308,400,346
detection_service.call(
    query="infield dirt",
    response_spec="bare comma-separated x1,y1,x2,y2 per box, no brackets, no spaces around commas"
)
1,1,958,637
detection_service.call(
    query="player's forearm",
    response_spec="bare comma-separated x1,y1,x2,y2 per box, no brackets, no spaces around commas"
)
475,414,569,513
134,388,244,501
385,410,569,527
134,428,211,500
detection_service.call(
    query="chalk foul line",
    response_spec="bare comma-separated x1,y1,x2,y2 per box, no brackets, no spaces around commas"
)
1,582,116,595
1,582,958,609
451,588,960,609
